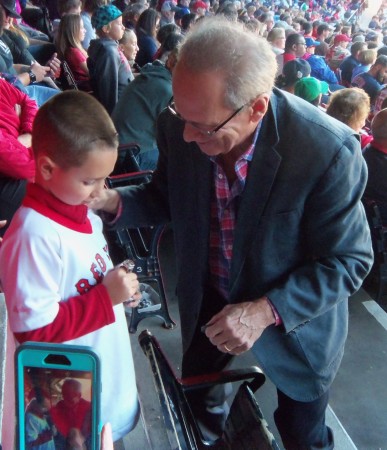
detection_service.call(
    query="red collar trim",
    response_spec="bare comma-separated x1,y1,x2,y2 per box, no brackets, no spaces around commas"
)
22,183,92,233
370,140,387,155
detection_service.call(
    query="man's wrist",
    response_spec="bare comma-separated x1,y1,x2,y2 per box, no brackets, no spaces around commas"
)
256,296,282,326
102,189,120,214
28,70,37,84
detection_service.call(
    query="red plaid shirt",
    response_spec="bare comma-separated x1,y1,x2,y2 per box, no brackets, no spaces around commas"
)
209,126,260,299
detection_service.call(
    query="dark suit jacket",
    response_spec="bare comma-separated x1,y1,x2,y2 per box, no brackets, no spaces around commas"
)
115,88,373,401
363,144,387,224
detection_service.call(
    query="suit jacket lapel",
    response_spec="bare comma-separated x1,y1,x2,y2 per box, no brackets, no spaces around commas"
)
229,100,282,297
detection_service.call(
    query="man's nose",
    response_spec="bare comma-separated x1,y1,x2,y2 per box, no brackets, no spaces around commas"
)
183,122,203,143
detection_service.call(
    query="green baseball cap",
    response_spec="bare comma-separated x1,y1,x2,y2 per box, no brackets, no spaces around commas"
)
294,77,329,103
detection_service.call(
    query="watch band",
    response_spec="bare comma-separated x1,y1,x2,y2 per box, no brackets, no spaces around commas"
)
28,70,36,84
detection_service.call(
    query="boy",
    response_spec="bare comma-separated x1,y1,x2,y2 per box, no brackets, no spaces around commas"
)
87,4,134,114
0,90,141,443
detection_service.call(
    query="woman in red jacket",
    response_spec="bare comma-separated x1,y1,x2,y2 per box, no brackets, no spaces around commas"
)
0,76,37,236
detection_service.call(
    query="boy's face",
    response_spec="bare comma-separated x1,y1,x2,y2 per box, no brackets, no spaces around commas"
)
44,147,117,207
104,16,125,41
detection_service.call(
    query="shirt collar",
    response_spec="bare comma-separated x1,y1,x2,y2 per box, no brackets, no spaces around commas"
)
22,183,92,233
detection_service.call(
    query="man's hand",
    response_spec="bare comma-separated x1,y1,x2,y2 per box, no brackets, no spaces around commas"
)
203,297,276,355
46,53,61,78
31,62,51,82
88,188,121,214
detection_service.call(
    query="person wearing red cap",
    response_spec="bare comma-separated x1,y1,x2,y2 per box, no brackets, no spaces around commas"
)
327,33,351,70
191,0,207,17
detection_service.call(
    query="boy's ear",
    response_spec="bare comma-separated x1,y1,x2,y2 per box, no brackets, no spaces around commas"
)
101,23,110,34
37,155,57,180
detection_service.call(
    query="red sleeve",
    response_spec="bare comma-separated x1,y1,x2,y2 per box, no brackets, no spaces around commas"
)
0,131,35,180
14,284,116,343
19,92,38,134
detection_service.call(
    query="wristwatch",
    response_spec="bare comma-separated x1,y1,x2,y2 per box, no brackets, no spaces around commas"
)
28,70,36,84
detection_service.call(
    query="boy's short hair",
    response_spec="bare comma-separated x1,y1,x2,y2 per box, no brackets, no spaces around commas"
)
32,91,118,169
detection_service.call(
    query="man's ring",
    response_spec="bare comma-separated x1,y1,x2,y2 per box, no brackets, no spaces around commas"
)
119,259,135,273
224,345,231,352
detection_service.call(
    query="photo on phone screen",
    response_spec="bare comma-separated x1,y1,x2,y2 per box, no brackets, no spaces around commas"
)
15,344,100,450
23,366,93,450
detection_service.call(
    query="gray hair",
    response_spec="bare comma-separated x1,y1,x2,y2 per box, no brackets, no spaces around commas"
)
177,17,277,109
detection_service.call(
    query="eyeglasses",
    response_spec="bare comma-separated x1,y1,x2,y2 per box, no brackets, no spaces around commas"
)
296,42,307,46
167,99,248,137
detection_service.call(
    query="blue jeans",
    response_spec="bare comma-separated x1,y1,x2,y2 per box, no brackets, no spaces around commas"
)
136,149,159,171
25,84,59,107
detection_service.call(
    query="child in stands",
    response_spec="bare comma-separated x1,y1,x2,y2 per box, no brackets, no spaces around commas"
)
87,4,133,114
56,13,91,91
0,90,141,443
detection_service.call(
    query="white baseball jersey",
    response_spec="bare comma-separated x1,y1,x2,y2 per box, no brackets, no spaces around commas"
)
0,184,139,440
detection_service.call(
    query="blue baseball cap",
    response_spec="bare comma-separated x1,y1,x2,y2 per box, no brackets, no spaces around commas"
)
92,5,122,30
305,37,321,47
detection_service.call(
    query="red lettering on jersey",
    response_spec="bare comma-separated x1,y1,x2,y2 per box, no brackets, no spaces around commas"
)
103,245,111,261
90,262,103,283
75,278,93,295
96,253,106,273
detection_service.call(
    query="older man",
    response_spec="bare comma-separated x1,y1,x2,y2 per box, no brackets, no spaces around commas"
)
99,18,372,449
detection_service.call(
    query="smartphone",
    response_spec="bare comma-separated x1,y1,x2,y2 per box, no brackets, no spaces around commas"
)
15,342,101,450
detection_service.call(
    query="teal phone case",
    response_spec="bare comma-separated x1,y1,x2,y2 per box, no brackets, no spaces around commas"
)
15,342,101,450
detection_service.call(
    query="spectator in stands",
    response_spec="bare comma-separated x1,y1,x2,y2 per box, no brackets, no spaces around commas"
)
112,37,182,170
276,32,306,76
56,13,91,91
352,55,387,110
98,17,372,450
258,11,274,35
118,28,138,72
0,4,58,106
52,0,82,41
0,76,37,237
351,48,377,82
159,1,178,27
192,0,208,18
181,12,196,34
328,33,351,70
275,57,311,93
267,27,286,56
81,0,107,50
123,2,146,30
304,38,344,91
302,20,313,37
294,75,329,106
326,87,372,149
88,4,133,114
316,23,332,43
363,108,387,224
340,40,367,87
135,8,160,67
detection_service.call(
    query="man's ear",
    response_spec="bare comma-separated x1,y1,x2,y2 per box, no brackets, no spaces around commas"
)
37,155,57,180
250,94,270,122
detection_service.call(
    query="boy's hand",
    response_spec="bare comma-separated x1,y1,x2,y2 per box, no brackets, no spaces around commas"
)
103,267,140,306
88,189,121,214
